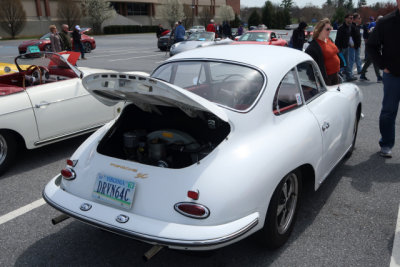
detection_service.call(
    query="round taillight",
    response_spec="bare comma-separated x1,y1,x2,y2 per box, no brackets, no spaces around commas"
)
174,202,210,219
66,159,77,167
61,168,76,180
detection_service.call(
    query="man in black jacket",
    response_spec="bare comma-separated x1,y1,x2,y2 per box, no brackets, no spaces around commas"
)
291,22,307,50
335,14,356,81
349,13,362,75
366,0,400,157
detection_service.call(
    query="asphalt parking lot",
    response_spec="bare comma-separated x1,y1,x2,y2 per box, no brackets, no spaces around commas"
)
0,32,399,266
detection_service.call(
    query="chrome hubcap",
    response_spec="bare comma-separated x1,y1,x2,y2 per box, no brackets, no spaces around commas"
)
276,173,298,234
0,134,7,166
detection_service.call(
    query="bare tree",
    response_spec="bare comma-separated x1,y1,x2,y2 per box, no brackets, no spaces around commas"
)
0,0,26,39
159,0,185,29
82,0,115,34
198,7,213,27
57,1,82,29
217,5,235,22
183,4,194,28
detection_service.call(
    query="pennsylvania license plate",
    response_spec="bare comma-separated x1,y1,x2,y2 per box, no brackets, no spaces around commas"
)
92,173,136,209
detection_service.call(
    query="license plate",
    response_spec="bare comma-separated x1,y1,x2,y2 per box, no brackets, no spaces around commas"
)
92,173,136,209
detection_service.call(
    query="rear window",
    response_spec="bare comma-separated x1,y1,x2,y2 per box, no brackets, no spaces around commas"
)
152,61,265,111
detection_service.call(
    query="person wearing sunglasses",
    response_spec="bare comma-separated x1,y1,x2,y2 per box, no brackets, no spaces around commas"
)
335,14,357,82
305,18,340,85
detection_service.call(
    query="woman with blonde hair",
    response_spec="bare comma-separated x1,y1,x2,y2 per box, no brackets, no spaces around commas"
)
49,25,62,52
305,18,341,85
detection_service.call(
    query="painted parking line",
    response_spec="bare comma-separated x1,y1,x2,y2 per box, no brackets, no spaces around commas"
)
109,54,161,62
89,49,155,59
0,198,45,225
391,204,400,267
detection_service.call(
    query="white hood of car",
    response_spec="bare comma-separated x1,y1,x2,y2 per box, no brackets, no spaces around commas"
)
82,73,228,122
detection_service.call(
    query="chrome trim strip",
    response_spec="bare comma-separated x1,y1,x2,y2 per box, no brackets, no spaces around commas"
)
42,189,258,248
34,124,103,146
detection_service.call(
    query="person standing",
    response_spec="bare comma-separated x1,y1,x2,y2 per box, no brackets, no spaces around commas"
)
349,13,362,76
206,19,216,33
222,21,232,39
174,21,185,43
366,0,400,157
237,24,243,36
359,16,383,82
291,21,307,50
59,24,72,51
49,25,62,52
335,14,357,81
156,24,163,39
72,25,86,60
305,18,340,86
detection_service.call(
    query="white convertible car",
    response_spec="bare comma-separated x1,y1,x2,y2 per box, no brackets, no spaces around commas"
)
43,45,362,251
0,52,124,175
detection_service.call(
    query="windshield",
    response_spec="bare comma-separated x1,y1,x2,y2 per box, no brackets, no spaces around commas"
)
188,32,214,41
15,52,79,77
238,32,270,42
152,61,264,111
40,33,51,40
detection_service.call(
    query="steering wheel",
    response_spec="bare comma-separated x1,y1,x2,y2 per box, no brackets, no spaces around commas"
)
26,65,42,85
217,74,251,107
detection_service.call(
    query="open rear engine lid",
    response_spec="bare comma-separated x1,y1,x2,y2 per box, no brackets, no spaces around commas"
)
83,72,228,122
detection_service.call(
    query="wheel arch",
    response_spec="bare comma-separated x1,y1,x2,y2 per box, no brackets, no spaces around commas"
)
0,128,26,150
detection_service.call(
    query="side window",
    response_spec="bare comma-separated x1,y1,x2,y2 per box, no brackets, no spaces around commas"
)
297,61,324,102
273,69,303,115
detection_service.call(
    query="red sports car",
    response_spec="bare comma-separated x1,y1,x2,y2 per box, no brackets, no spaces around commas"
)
233,30,288,46
18,29,96,54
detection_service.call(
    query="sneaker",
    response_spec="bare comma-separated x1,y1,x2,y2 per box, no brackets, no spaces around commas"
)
346,77,357,82
82,58,87,60
377,76,383,83
380,147,392,158
359,75,369,81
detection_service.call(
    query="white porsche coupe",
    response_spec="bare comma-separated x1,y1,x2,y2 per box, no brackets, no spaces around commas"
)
0,52,124,175
43,45,362,251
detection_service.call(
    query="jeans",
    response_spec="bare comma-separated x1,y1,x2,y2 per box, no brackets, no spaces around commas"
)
341,48,353,79
379,72,400,148
360,53,381,79
74,42,85,59
348,47,362,74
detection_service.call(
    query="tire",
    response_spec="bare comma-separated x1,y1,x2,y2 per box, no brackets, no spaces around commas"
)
345,112,360,158
0,132,18,176
258,169,302,249
44,44,51,52
83,42,92,53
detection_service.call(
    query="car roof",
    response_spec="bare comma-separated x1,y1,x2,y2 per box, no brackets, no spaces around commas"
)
166,44,313,76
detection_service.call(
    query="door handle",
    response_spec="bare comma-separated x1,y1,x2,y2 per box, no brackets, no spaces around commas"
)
35,101,50,108
322,122,330,131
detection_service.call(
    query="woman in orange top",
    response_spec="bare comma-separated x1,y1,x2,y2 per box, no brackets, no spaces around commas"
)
305,18,341,85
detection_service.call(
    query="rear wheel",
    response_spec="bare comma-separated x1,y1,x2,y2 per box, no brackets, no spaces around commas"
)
0,132,17,176
258,170,302,249
83,42,92,53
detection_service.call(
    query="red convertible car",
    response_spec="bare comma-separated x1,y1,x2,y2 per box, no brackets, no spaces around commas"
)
18,30,96,54
233,30,287,46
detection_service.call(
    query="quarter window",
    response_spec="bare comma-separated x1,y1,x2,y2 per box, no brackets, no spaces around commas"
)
297,62,324,102
273,69,302,115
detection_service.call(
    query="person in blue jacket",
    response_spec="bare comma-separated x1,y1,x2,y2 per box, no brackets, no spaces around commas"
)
174,21,186,43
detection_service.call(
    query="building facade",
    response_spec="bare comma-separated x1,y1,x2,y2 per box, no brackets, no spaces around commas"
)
0,0,240,37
